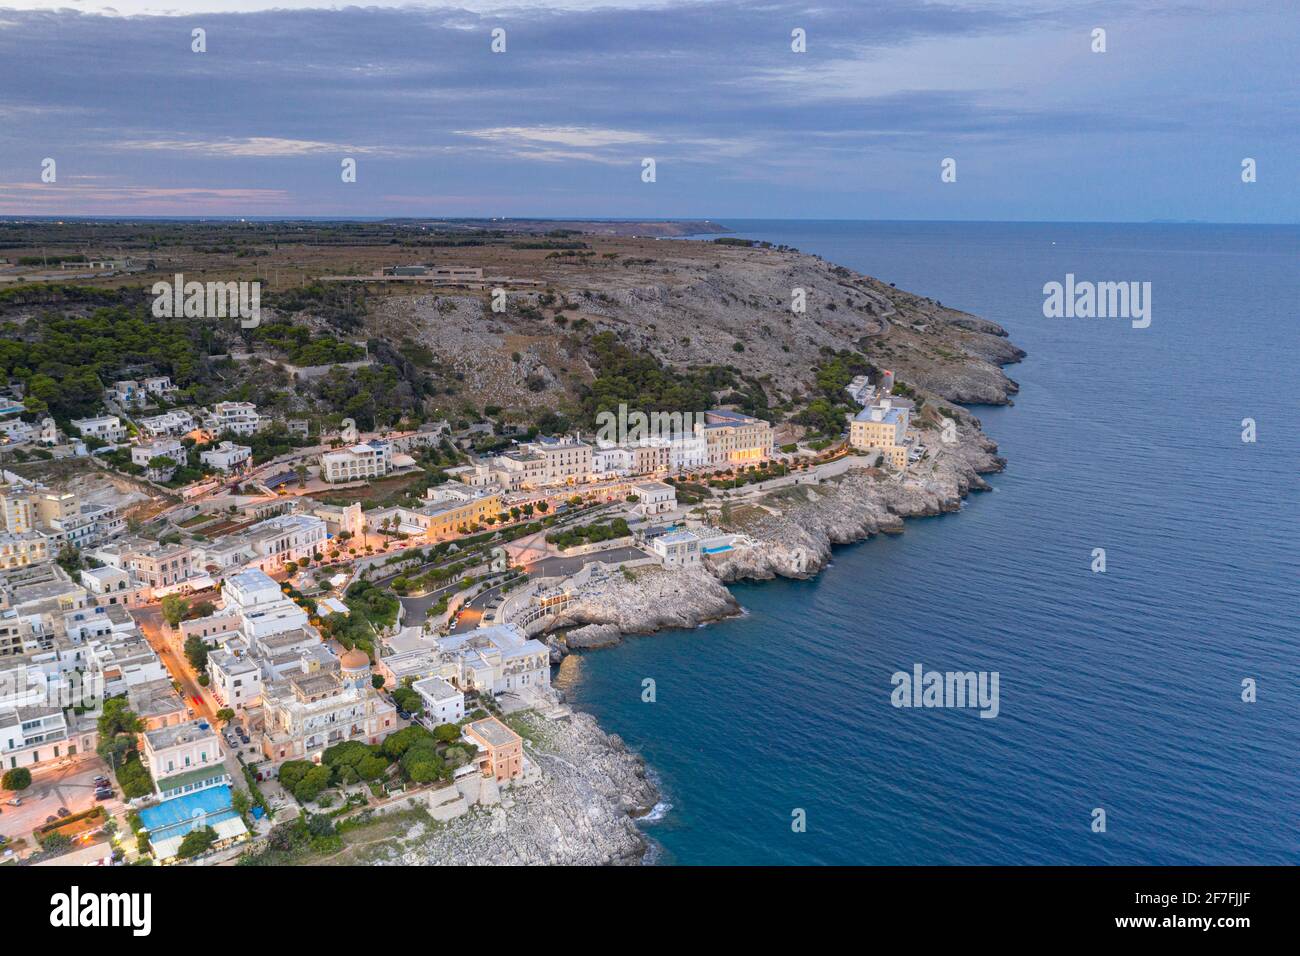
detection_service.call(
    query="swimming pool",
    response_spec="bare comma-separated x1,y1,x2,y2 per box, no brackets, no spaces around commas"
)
139,785,236,838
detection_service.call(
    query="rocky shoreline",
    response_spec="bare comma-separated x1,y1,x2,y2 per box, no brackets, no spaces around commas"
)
544,412,1006,650
375,710,661,866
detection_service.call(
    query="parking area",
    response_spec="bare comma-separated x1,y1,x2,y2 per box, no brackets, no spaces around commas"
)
0,758,122,843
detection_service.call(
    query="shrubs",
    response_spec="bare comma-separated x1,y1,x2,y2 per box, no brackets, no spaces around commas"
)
177,826,217,859
116,753,155,799
2,767,32,791
545,517,630,551
391,685,422,715
278,761,332,804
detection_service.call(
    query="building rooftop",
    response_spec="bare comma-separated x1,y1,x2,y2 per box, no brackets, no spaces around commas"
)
413,674,461,702
144,718,217,752
466,715,519,749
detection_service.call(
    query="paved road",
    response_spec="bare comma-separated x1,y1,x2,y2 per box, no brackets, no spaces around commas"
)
133,605,215,721
0,758,121,845
397,580,463,625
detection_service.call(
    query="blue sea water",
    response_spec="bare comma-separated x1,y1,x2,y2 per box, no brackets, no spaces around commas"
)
555,221,1299,865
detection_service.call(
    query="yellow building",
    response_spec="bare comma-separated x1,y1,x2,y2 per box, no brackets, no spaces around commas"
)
849,401,909,469
375,487,503,541
702,410,773,468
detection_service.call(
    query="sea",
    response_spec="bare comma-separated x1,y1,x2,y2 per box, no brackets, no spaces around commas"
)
554,220,1299,865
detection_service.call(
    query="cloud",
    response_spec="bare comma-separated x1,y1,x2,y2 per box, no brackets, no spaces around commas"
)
0,182,292,214
0,1,1294,219
459,127,654,149
109,136,384,157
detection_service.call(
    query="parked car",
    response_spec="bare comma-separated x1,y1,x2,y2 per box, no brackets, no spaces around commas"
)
56,806,71,818
92,775,110,788
5,798,20,807
94,789,113,802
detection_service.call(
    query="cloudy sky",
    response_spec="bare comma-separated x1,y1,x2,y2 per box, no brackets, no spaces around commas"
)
0,0,1295,220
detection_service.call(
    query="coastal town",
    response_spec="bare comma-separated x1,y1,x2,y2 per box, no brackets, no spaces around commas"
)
0,222,1022,866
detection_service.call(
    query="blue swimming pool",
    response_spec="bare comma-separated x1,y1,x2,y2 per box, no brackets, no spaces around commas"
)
139,785,235,838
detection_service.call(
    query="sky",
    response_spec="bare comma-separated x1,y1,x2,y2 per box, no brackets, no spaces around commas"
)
0,0,1296,221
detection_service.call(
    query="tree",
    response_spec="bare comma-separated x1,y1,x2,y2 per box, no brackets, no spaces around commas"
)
161,594,188,627
183,635,209,671
215,708,235,725
97,697,143,738
433,723,461,744
55,543,83,575
2,768,32,791
292,765,332,804
177,826,217,859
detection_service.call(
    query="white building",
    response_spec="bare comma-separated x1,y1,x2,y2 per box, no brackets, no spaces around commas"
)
320,441,392,483
136,409,197,438
652,529,701,569
205,401,266,437
200,441,251,473
131,438,187,480
109,380,143,407
631,481,677,517
1,705,97,771
222,568,308,638
412,675,465,726
142,376,177,398
207,645,263,712
70,415,126,443
142,719,228,799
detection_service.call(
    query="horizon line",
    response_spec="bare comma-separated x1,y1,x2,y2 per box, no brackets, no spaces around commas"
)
1,215,1298,227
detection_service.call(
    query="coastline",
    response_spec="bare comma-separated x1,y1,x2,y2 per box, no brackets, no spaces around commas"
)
547,404,1009,648
386,252,1026,866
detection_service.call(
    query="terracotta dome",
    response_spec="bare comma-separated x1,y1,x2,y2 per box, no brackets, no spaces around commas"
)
340,648,370,670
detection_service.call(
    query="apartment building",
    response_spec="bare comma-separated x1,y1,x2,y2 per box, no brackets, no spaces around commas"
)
1,705,97,770
136,409,197,438
69,415,126,443
0,532,49,570
207,644,263,712
412,675,464,726
205,401,266,437
129,542,195,590
142,719,228,799
131,438,188,479
701,410,773,468
464,716,524,783
0,487,36,534
320,441,392,483
199,440,252,473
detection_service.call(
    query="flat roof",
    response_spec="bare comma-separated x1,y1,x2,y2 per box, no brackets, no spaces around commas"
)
466,716,519,748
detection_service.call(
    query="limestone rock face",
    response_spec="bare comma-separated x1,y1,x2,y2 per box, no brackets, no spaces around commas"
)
552,567,741,635
388,711,660,867
563,623,623,649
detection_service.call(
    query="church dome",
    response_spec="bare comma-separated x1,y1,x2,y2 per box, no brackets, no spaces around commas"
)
340,648,370,671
